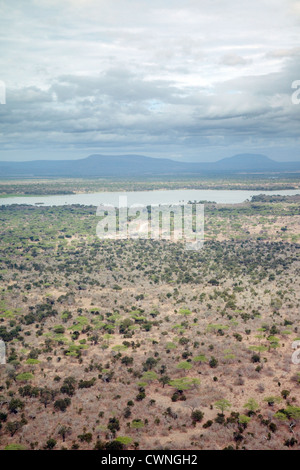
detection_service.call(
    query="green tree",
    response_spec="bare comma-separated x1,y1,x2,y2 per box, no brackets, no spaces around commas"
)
159,375,170,388
6,421,22,437
44,438,57,450
209,357,218,368
58,425,72,442
177,361,193,371
179,308,192,317
108,417,120,435
281,390,290,400
141,371,158,384
8,398,24,414
215,399,232,415
143,357,157,371
264,396,282,407
191,410,204,423
54,398,71,412
115,436,133,448
60,376,76,396
244,398,259,415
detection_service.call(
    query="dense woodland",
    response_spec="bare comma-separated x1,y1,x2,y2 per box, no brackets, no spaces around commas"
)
0,194,299,450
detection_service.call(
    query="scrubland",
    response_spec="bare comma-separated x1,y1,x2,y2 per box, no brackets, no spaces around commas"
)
0,195,299,450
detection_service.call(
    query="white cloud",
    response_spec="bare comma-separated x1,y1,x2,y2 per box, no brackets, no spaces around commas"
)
0,0,299,161
220,54,249,67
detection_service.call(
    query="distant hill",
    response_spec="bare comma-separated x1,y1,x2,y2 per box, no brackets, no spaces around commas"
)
0,153,299,178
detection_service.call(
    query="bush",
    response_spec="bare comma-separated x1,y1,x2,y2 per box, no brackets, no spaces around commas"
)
214,414,225,424
107,417,120,434
8,398,24,414
4,444,27,451
44,438,57,450
54,398,71,412
60,376,76,396
284,437,298,447
136,391,146,401
171,392,186,402
191,410,204,423
209,357,218,368
78,433,93,443
251,354,260,363
203,420,213,429
16,373,34,382
78,378,96,389
0,412,8,422
105,440,124,450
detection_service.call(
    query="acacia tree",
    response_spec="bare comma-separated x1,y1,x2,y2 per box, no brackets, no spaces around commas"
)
215,399,232,416
244,398,259,415
159,375,170,388
274,406,300,434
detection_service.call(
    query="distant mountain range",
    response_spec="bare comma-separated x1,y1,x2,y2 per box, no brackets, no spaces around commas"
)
0,153,299,178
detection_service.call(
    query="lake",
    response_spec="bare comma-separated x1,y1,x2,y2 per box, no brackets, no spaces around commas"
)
1,189,300,207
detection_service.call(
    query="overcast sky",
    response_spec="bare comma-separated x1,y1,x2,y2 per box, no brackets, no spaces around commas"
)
0,0,299,162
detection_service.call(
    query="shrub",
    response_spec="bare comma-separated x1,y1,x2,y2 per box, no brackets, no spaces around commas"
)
54,398,71,412
4,444,27,451
203,420,213,429
209,357,218,368
44,438,57,450
16,373,34,382
78,433,93,443
115,436,133,447
251,354,260,363
177,361,193,371
131,419,144,429
8,398,24,414
108,417,120,434
60,376,76,396
78,378,96,389
136,391,146,401
191,410,204,423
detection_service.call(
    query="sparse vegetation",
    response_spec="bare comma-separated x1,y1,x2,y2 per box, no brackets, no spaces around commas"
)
0,192,299,449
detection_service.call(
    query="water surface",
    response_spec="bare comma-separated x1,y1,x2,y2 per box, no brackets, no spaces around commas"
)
1,189,300,207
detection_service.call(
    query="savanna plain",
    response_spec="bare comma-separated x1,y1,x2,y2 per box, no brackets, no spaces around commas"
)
0,178,299,451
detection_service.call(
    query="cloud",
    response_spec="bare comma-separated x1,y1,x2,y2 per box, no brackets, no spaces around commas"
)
0,0,299,161
265,47,300,59
220,54,249,67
